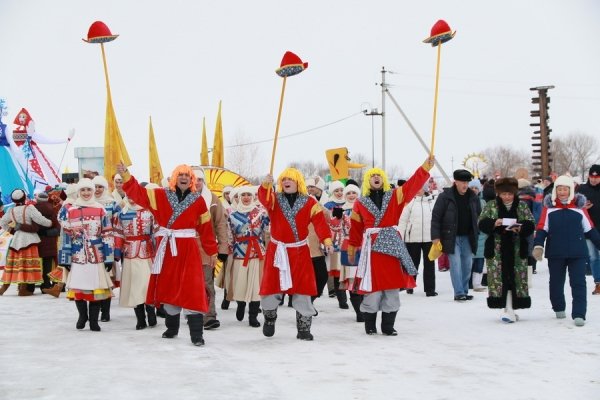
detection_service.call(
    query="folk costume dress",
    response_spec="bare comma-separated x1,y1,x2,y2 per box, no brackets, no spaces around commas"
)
114,204,158,307
122,174,218,313
0,203,52,288
228,202,270,303
58,199,114,302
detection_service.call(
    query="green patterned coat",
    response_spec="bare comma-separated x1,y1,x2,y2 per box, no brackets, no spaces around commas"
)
478,199,535,309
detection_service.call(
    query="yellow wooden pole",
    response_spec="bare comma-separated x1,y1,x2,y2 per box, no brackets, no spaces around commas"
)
429,42,442,158
267,76,288,201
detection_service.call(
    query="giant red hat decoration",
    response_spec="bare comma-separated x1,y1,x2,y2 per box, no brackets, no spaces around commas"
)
267,51,309,202
423,20,455,158
275,51,309,78
82,21,119,43
423,19,456,47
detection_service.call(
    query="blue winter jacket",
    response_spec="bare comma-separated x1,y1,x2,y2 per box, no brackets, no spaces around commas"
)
534,194,600,258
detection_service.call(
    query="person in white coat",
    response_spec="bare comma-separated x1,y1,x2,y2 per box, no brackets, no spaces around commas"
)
398,183,438,296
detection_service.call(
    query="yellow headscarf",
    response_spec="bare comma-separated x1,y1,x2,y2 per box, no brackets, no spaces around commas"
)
277,168,308,195
169,164,197,192
361,167,391,196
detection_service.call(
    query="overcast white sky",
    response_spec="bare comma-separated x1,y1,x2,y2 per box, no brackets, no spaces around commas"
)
1,0,599,181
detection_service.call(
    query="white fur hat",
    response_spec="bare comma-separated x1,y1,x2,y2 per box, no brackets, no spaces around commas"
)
306,176,325,191
343,184,360,196
92,175,109,189
552,175,575,205
329,180,344,193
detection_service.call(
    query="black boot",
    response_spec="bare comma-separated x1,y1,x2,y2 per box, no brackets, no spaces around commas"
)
75,300,88,330
156,304,167,318
236,301,246,321
248,301,261,328
262,309,277,337
336,289,349,309
162,313,180,339
364,312,377,335
134,304,147,330
287,295,293,308
100,297,111,322
145,304,157,327
381,311,398,336
88,301,101,331
296,311,314,341
349,293,364,322
279,294,285,306
221,289,230,310
187,314,205,346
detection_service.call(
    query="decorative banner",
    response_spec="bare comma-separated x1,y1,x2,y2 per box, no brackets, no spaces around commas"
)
148,116,163,185
0,230,12,270
423,20,456,158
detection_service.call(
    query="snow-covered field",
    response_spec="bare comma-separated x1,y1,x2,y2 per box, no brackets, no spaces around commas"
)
1,261,597,400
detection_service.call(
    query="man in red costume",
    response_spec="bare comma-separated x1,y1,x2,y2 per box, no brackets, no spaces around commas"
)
348,157,434,336
258,168,333,341
117,162,218,346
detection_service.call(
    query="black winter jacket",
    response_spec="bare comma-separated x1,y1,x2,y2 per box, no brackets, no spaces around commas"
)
430,186,481,254
577,181,600,226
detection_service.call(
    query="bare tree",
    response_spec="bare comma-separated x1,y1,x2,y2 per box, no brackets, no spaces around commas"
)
552,132,599,179
226,130,263,180
481,145,531,177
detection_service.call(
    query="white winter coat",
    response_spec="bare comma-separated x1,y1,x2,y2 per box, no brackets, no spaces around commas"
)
398,194,436,243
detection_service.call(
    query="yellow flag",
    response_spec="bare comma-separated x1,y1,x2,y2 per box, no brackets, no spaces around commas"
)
104,94,131,185
211,101,224,167
201,117,209,166
148,116,164,185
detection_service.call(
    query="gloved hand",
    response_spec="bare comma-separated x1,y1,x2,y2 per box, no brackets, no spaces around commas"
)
104,263,113,272
331,207,344,219
532,246,544,262
217,253,228,263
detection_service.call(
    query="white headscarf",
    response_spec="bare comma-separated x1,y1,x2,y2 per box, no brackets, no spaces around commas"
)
74,178,104,208
92,175,115,205
235,186,257,214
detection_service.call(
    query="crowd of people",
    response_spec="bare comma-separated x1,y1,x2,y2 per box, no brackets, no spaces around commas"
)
1,161,599,346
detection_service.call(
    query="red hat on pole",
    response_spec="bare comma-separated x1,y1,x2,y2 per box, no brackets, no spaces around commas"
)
423,20,456,47
83,21,119,43
275,51,308,78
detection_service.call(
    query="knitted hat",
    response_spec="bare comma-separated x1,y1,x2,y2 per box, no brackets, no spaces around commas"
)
589,164,600,177
468,179,482,191
552,175,575,205
494,177,518,194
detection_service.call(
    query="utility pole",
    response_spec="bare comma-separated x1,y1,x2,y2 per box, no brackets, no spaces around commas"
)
530,85,554,179
380,67,387,171
364,108,383,168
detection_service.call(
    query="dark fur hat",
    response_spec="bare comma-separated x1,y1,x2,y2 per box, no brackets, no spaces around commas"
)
494,177,518,194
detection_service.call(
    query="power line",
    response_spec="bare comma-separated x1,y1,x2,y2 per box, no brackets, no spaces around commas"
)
225,111,364,148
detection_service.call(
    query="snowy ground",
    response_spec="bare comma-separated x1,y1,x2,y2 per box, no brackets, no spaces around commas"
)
0,260,598,400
